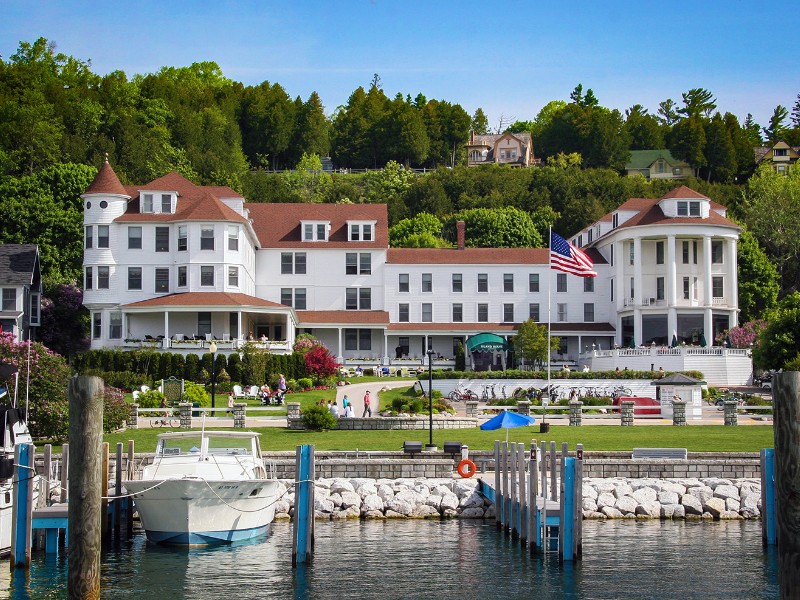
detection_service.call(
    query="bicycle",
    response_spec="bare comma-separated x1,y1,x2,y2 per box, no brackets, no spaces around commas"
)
449,386,478,403
150,410,179,428
481,383,497,401
611,386,632,400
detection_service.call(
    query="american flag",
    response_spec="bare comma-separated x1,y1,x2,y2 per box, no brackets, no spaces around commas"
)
550,231,597,277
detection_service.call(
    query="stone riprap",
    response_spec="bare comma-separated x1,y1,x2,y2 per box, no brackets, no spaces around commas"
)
271,477,493,520
582,477,762,520
269,476,762,521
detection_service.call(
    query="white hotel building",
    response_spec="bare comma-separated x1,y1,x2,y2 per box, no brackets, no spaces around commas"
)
81,161,747,380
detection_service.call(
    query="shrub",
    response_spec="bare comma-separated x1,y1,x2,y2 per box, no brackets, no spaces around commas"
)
137,389,166,408
302,404,338,431
181,381,211,407
217,368,231,384
103,386,129,433
297,377,313,390
184,353,201,381
304,346,339,379
81,370,149,391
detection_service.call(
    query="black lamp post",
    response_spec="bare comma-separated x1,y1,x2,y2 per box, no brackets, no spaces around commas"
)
209,341,218,409
426,349,435,450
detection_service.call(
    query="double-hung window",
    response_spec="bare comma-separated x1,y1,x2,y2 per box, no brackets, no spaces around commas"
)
422,273,432,292
155,227,169,252
200,226,214,250
452,274,462,292
128,226,142,250
85,226,93,249
97,266,109,289
128,267,142,290
200,266,214,286
97,225,109,248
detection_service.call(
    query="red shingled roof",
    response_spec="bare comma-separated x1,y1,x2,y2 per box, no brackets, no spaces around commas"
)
659,185,708,200
113,172,247,224
388,247,549,265
246,203,388,248
389,322,517,332
295,310,390,325
84,160,129,196
122,292,286,309
613,195,738,230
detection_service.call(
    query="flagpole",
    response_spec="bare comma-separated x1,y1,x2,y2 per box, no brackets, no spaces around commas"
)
547,226,552,398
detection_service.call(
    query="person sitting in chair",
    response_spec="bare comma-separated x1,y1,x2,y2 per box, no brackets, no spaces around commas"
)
354,366,363,377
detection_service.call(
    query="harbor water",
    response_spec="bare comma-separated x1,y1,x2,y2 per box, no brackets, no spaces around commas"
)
0,519,778,599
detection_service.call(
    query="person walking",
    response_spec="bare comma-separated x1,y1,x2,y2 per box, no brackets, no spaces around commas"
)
362,390,372,417
342,394,350,412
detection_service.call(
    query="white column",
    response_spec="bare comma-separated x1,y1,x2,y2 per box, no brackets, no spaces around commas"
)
728,238,738,327
703,235,712,307
337,327,343,363
164,311,169,339
237,311,242,340
633,236,643,305
704,308,712,347
615,240,624,311
666,235,676,306
634,308,642,346
122,312,128,339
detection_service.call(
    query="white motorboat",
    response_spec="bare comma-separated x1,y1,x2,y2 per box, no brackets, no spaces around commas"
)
124,430,280,546
0,403,37,555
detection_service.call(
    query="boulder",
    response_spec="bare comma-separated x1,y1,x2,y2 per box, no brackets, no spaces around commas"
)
636,501,661,518
340,491,362,509
459,491,484,509
387,498,414,516
740,492,761,518
484,505,496,519
332,506,361,519
681,494,703,515
584,511,606,520
274,499,291,515
613,483,634,499
632,487,657,504
687,486,714,506
384,510,406,518
703,497,726,518
363,510,385,519
658,491,680,506
425,494,442,509
614,496,638,515
596,492,616,509
361,494,385,513
582,485,598,500
440,493,460,511
412,504,440,518
601,506,623,518
725,498,741,513
661,504,680,519
377,484,395,503
713,484,740,501
330,479,355,494
433,484,454,496
659,481,687,495
442,508,458,518
721,510,743,520
356,482,378,497
314,496,335,513
583,498,598,513
413,484,431,498
459,507,485,519
328,493,343,507
395,489,424,506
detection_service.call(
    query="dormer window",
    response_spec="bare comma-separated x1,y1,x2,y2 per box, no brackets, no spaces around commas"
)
140,191,175,214
142,194,153,213
775,148,788,157
677,201,701,217
301,221,329,242
347,221,374,242
161,194,173,214
612,213,619,228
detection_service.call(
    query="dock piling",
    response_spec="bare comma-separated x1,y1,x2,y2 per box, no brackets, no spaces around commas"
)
292,444,315,567
10,443,34,570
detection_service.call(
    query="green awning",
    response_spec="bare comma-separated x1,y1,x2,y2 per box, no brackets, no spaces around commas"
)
466,333,509,352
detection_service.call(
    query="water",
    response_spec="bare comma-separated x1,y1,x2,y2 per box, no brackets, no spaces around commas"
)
0,520,779,599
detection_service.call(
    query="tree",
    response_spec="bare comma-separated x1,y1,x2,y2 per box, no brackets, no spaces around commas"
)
668,116,706,171
624,105,665,150
677,88,716,119
512,320,559,369
737,230,779,322
740,166,800,294
703,113,736,182
763,105,789,143
290,91,330,165
389,213,448,247
791,94,800,129
444,207,543,248
39,282,90,358
754,293,800,369
656,99,679,127
303,345,339,380
0,330,71,440
471,108,490,135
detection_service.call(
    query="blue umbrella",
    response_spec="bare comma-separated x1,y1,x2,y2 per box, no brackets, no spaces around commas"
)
480,410,536,442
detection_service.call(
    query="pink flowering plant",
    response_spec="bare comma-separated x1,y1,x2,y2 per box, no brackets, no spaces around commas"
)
293,333,323,355
716,320,767,349
0,330,71,440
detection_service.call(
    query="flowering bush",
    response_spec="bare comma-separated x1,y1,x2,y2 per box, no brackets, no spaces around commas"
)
303,345,339,379
716,320,767,349
293,333,323,354
103,386,129,433
0,330,71,440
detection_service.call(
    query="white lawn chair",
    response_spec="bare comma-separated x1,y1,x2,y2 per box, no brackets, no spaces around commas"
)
141,385,150,393
132,390,140,402
248,385,259,399
233,385,246,399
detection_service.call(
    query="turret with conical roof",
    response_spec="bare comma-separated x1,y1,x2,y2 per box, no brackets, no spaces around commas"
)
84,154,129,197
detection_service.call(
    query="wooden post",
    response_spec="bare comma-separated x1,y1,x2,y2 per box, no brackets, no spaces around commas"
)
126,440,135,535
10,443,34,570
575,443,584,559
292,444,315,567
67,375,104,600
560,457,576,562
529,439,540,551
101,442,109,541
549,441,557,502
60,443,69,504
114,443,123,538
509,442,518,538
493,441,501,529
518,443,527,544
500,442,508,531
761,448,776,546
773,371,800,594
44,444,52,506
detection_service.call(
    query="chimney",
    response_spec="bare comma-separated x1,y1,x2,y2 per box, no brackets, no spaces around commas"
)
470,130,474,144
456,220,465,250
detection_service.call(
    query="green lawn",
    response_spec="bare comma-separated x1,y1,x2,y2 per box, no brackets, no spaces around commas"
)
95,424,774,455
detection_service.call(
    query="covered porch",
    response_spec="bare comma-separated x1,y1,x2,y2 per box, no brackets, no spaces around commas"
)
120,292,297,354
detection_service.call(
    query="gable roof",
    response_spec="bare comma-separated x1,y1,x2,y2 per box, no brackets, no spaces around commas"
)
122,292,286,309
245,203,388,248
467,132,532,148
0,245,39,286
625,150,690,170
113,172,248,225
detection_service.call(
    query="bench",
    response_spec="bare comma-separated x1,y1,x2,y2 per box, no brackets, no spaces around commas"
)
403,441,423,456
443,441,463,457
632,447,688,460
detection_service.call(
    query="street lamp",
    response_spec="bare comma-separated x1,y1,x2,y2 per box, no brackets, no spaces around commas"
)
426,349,435,450
209,341,218,409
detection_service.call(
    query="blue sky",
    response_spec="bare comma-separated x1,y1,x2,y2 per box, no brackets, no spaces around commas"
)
2,1,798,130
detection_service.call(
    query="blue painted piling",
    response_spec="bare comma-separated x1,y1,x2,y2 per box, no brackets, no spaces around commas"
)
292,444,315,567
761,448,776,546
11,443,34,569
560,457,575,562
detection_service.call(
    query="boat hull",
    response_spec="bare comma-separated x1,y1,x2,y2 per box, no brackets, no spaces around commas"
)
124,478,279,546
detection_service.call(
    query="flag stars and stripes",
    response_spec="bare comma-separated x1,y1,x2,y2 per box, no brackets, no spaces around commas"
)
550,231,597,277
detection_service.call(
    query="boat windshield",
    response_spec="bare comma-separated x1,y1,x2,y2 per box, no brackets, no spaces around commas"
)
156,434,254,457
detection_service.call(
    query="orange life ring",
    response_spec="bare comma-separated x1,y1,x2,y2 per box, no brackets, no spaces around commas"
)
457,459,477,478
